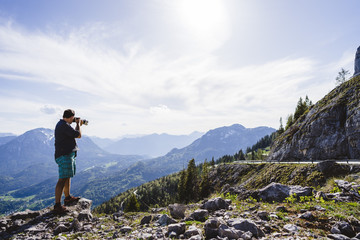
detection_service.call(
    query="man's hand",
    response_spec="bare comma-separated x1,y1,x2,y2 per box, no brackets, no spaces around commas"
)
75,118,83,126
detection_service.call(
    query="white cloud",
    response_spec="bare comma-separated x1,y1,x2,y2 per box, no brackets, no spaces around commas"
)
0,21,326,137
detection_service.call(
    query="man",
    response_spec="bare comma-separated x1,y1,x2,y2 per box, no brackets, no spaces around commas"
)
54,109,82,213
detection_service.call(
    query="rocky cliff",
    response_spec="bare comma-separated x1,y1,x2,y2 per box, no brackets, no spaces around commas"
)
268,75,360,161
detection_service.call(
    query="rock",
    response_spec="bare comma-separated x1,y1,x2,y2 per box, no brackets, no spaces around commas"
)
218,224,243,239
168,204,186,219
113,211,124,221
167,223,186,236
317,161,349,177
76,198,92,211
275,206,287,212
230,218,265,238
54,224,69,235
184,225,203,238
354,45,360,77
78,210,93,222
156,214,177,226
354,232,360,239
258,182,313,202
283,224,299,233
188,235,202,240
70,219,82,231
10,209,40,220
120,226,132,234
168,231,177,238
190,209,209,222
242,231,253,240
202,197,229,211
257,211,270,221
140,215,152,225
315,191,328,200
314,205,326,211
328,234,351,240
204,218,223,239
268,70,360,161
299,211,315,221
332,221,356,238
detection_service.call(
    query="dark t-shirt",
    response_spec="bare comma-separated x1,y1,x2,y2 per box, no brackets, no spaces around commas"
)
54,119,80,159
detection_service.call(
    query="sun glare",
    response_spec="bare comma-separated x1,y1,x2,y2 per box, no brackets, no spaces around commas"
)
176,0,230,50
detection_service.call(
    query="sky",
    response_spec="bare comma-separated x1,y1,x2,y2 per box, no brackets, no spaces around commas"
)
0,0,359,138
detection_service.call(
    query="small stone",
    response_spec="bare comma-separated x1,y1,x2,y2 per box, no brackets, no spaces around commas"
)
120,226,132,234
78,210,93,222
257,211,270,221
54,224,69,235
140,215,152,225
283,224,299,233
327,233,351,240
299,211,315,221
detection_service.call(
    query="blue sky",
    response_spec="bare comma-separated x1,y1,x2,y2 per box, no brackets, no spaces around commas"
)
0,0,359,138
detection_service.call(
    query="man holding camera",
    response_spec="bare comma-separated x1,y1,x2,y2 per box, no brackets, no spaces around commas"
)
53,109,82,213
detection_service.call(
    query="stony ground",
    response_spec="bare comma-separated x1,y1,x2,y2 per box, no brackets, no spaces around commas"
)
2,177,360,240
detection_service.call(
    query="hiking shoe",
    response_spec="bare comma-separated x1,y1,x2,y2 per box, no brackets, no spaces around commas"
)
64,196,80,206
53,203,68,214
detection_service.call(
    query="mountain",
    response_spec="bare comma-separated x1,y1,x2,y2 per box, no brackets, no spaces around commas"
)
0,135,17,146
76,124,275,206
147,124,276,171
0,124,274,214
268,75,360,161
0,128,145,194
88,136,116,149
103,132,204,158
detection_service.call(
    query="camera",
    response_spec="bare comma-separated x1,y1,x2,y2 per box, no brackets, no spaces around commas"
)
72,117,89,125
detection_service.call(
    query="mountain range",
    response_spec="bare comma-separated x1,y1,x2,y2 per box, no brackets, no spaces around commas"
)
0,124,275,215
99,132,204,158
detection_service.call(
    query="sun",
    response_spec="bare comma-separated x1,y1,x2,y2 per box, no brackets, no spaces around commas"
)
176,0,230,50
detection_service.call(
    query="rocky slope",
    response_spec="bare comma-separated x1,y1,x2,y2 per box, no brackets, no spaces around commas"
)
268,75,360,161
2,161,360,240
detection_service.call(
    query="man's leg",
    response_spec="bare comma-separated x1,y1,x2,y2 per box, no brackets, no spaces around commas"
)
55,178,68,204
64,178,71,197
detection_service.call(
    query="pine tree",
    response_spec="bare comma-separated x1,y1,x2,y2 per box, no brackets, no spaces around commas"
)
278,117,284,134
210,157,215,166
177,169,187,202
124,193,140,212
199,160,210,199
238,149,245,160
285,114,294,130
184,159,198,203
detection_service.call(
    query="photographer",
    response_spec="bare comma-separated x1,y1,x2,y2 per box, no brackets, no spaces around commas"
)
53,109,82,213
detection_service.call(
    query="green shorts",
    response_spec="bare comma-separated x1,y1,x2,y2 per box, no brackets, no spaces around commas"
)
55,152,76,179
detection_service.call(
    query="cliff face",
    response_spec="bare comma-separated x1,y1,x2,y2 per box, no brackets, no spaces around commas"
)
268,75,360,161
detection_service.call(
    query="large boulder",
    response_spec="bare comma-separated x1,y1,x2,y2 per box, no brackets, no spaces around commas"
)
204,218,224,239
190,209,209,222
257,182,313,202
168,204,186,219
201,197,230,211
168,223,186,236
317,161,349,177
229,218,265,238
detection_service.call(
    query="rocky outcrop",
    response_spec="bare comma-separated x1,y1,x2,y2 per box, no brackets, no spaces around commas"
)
268,75,360,161
256,182,313,202
354,45,360,77
0,198,93,240
3,181,360,240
